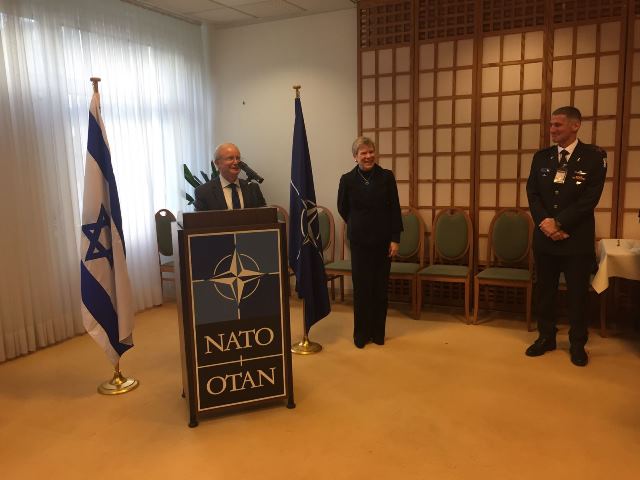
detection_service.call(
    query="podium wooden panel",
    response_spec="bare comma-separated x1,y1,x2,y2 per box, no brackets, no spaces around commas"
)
173,207,294,427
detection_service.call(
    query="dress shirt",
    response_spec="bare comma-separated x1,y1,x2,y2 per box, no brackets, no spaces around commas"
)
219,175,245,210
557,138,579,161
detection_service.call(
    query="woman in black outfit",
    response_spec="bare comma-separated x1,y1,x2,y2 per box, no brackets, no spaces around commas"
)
337,136,403,348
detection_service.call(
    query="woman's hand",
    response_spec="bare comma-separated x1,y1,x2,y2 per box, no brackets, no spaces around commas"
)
388,241,399,258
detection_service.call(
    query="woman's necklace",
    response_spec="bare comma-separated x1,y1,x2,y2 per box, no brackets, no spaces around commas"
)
357,166,374,185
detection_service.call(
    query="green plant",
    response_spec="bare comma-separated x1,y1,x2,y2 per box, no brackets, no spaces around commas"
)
183,162,218,205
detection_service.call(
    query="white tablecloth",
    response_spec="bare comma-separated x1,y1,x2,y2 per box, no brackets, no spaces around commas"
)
591,239,640,293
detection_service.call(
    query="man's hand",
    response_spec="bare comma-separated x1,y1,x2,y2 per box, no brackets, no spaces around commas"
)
539,217,569,241
549,230,570,241
539,218,558,236
388,241,399,258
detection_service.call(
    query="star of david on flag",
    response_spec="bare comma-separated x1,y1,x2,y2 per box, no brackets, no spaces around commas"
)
80,90,134,366
289,96,330,332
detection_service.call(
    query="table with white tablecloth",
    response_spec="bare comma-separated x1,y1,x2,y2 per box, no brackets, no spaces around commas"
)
590,239,640,336
591,239,640,294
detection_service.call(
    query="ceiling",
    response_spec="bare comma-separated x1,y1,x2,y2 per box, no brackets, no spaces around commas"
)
125,0,357,27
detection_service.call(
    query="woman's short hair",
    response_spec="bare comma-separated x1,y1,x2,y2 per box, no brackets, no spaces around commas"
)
352,136,376,156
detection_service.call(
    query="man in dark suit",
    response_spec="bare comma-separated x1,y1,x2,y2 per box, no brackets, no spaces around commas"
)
526,106,607,366
194,143,266,211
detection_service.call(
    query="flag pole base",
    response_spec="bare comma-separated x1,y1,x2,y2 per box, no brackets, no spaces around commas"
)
98,368,139,395
291,336,322,355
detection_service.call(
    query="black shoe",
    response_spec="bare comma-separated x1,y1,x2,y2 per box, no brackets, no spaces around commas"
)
570,345,588,367
371,337,384,346
354,337,366,349
525,337,556,357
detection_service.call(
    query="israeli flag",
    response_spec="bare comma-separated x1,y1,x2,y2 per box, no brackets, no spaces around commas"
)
80,92,134,366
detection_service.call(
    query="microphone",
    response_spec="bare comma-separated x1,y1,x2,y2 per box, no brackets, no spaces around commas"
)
238,160,264,184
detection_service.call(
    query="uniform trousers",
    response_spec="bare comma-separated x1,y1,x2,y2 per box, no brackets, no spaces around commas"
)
534,251,593,346
350,242,391,344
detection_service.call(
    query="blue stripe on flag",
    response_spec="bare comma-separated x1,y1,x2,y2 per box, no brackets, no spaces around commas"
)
87,112,126,255
81,262,132,357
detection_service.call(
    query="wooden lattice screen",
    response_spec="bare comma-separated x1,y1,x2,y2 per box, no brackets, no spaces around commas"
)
358,0,639,312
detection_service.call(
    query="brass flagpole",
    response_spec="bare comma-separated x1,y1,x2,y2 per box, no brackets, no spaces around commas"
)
290,85,322,355
89,76,140,395
291,299,322,355
98,361,139,395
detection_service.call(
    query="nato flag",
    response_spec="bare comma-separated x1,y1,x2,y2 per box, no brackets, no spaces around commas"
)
289,97,331,332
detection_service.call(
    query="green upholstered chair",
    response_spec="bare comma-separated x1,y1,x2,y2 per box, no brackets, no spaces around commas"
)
473,208,534,330
155,209,176,294
325,208,425,309
273,205,289,230
416,209,473,321
270,205,295,296
317,206,342,300
275,204,341,299
389,208,425,316
324,224,351,302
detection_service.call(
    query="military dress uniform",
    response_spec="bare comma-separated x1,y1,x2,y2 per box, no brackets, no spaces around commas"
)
526,140,607,348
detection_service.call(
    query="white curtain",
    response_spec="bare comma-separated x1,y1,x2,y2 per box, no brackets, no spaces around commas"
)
0,0,211,362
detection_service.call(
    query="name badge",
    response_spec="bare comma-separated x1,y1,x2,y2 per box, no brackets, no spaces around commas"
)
554,170,567,184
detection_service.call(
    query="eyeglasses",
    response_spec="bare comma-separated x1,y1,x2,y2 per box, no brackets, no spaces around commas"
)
220,155,241,162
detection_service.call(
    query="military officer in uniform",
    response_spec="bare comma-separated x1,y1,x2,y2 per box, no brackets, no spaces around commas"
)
525,106,607,366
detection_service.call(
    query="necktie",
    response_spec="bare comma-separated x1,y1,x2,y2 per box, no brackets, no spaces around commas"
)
559,149,569,167
229,183,241,209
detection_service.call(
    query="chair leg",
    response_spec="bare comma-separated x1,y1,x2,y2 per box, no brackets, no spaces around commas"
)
473,278,480,324
330,278,335,301
599,291,608,337
412,275,420,319
525,284,532,331
416,278,423,319
464,278,470,324
340,276,345,302
482,281,488,308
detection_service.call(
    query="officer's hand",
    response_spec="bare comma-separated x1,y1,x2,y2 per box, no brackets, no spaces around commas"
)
388,241,399,258
539,218,558,237
550,230,569,241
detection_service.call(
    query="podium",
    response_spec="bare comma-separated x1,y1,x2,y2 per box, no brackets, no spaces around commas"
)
173,207,295,427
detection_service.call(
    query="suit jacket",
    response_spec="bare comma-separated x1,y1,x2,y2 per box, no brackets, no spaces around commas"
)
337,164,403,247
193,177,266,211
526,140,606,255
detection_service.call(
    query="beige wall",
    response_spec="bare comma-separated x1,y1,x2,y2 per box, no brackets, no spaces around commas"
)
210,8,357,247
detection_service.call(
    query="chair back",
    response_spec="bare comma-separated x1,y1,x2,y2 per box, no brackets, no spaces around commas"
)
340,222,351,258
487,208,533,267
271,204,289,236
155,209,176,256
317,206,335,262
432,208,472,265
339,209,424,264
397,207,425,265
271,204,288,224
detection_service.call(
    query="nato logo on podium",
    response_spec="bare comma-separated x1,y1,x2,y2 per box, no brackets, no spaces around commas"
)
190,230,282,325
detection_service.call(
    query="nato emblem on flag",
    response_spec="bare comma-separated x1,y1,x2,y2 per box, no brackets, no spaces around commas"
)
80,92,134,367
189,230,282,325
289,97,331,332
